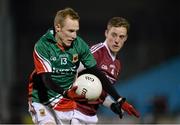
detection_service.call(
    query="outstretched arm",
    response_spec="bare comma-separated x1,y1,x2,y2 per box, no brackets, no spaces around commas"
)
78,66,120,101
79,66,140,118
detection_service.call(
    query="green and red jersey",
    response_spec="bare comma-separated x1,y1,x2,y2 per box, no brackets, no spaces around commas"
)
28,29,96,104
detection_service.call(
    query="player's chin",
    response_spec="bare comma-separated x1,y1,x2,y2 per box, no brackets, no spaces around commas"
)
65,42,73,47
112,48,120,53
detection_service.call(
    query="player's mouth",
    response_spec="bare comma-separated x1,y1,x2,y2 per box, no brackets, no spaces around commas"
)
113,45,120,49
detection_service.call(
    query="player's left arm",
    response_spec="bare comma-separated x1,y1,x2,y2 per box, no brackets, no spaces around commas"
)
79,66,140,118
78,39,140,117
78,66,120,101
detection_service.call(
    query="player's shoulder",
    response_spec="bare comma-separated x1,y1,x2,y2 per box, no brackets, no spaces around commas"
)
35,37,49,50
36,30,56,47
90,42,105,53
74,36,88,46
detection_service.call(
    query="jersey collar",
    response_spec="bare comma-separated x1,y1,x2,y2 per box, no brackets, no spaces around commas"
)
45,29,57,43
56,42,65,51
45,29,66,51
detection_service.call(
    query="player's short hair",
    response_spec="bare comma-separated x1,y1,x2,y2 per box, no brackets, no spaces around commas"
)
107,17,130,33
54,7,80,27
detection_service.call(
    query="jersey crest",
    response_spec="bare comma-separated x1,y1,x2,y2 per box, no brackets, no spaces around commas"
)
72,54,78,63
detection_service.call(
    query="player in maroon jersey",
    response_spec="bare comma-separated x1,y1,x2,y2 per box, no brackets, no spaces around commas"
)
75,17,140,124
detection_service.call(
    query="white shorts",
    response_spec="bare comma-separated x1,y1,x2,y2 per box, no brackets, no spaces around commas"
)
29,102,98,124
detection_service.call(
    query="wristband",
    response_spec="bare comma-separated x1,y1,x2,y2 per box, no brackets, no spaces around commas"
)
63,90,67,96
117,97,126,103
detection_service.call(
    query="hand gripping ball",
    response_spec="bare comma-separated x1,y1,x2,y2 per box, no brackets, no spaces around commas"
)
74,74,102,101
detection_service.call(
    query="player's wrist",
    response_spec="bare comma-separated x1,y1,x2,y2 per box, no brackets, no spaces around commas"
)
110,102,124,119
103,96,114,108
63,90,67,95
63,89,69,97
117,97,126,105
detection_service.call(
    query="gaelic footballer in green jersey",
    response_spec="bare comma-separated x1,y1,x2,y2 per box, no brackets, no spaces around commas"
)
29,29,96,105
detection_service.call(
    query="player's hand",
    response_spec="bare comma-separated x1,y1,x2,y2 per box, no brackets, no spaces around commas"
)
65,86,87,102
118,98,140,118
121,101,140,118
110,102,124,119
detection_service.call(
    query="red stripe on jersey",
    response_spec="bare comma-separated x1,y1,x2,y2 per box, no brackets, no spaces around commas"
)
28,69,36,101
33,51,49,74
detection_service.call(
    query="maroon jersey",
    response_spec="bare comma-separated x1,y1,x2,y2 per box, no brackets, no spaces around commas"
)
76,42,122,116
91,42,121,84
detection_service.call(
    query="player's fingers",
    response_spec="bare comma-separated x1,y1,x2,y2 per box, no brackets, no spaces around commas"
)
118,109,125,119
75,98,87,102
126,108,133,116
71,86,78,91
74,95,87,101
76,95,85,99
131,108,140,118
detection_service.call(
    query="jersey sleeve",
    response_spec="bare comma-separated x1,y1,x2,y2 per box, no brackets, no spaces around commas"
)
90,43,102,66
77,37,97,68
33,41,52,74
92,50,100,64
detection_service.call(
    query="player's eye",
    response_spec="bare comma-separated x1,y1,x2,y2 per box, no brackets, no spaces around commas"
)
119,35,126,39
69,30,75,33
69,29,79,34
111,33,117,38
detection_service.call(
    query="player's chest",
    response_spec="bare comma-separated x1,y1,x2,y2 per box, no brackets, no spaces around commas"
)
98,60,120,77
49,48,79,68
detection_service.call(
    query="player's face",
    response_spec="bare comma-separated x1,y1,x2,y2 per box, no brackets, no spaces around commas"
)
105,26,128,54
55,17,79,47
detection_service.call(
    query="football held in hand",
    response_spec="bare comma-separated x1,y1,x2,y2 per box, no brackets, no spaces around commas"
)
74,74,102,101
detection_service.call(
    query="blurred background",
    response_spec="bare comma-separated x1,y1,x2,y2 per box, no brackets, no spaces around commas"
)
0,0,179,124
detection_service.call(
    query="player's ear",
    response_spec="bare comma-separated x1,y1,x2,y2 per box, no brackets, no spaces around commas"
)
124,34,128,41
55,24,61,33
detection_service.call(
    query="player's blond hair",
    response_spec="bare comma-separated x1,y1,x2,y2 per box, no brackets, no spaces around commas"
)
107,17,130,33
54,7,80,28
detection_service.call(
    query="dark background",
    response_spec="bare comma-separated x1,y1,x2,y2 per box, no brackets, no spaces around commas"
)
11,0,179,81
0,0,179,123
